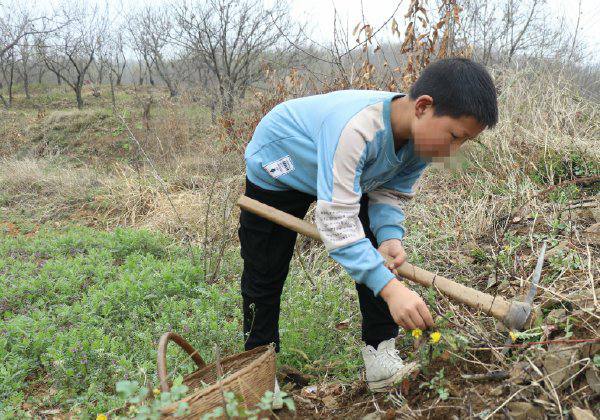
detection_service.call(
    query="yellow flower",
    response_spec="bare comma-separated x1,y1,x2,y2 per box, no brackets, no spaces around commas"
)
153,388,161,397
412,328,423,339
509,330,519,342
429,331,442,344
96,414,107,420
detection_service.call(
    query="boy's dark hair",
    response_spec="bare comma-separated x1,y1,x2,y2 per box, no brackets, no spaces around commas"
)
409,57,498,128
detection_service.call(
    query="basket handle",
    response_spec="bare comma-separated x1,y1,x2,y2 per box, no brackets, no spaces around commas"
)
157,332,206,392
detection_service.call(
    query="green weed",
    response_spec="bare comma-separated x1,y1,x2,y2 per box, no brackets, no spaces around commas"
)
0,223,361,417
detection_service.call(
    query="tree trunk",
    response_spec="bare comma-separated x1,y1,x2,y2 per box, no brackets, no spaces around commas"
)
220,81,234,115
166,79,177,97
57,73,62,85
210,97,216,123
109,74,116,109
8,61,15,106
75,84,84,109
0,92,8,109
137,60,144,85
23,71,30,99
98,62,104,85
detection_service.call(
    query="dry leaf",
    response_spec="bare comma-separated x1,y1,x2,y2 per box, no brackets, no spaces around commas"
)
391,18,400,37
507,402,544,420
322,395,339,409
572,407,597,420
585,367,600,393
334,319,350,330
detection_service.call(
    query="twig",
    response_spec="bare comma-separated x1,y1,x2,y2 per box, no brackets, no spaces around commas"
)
525,355,563,416
268,1,402,64
504,175,600,228
482,386,525,419
116,110,197,266
529,280,600,323
295,247,317,288
460,371,509,382
202,158,226,283
586,242,597,307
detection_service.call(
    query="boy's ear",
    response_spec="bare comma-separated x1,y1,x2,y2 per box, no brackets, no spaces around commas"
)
414,95,433,117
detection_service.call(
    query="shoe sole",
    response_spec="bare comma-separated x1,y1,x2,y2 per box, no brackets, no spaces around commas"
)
366,361,419,393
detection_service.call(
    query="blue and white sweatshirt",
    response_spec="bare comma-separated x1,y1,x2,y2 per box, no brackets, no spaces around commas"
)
245,90,429,296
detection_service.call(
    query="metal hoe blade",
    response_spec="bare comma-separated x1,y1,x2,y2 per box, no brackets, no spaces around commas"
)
526,241,547,306
502,242,547,352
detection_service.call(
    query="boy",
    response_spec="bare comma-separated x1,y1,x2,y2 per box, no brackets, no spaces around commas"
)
239,58,498,392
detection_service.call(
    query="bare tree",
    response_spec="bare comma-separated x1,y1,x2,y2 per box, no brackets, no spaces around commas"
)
458,0,586,66
0,2,52,59
0,2,59,107
501,0,542,63
127,7,179,97
98,30,128,108
110,32,127,86
37,3,108,109
171,0,303,114
0,48,16,107
14,35,36,99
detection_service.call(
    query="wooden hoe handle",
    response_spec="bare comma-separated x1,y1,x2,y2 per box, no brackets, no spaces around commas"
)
238,195,514,324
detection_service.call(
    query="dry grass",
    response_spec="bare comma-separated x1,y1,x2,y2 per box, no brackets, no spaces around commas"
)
0,157,100,221
406,64,599,240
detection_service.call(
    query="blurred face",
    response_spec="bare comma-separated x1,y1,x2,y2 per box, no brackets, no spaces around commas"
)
411,95,485,158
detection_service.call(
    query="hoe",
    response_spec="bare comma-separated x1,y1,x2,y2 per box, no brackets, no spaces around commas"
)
238,196,546,332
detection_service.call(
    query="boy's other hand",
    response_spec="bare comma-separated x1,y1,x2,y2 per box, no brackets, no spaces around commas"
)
378,239,407,275
379,279,435,330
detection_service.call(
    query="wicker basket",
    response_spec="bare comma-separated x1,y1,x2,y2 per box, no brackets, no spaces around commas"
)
157,332,276,418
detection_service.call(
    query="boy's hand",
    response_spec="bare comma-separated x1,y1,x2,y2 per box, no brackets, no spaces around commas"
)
379,279,435,331
378,239,407,275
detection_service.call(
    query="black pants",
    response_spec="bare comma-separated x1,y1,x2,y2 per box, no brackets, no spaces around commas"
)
239,179,398,352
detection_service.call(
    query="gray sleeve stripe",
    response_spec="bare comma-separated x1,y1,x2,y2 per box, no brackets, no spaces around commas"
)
331,102,385,205
368,188,414,208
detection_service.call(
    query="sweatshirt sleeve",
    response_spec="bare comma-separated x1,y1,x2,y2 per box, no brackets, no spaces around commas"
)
367,159,428,244
315,103,395,296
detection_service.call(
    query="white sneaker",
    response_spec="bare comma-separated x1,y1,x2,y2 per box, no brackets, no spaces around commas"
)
272,378,284,410
361,338,418,392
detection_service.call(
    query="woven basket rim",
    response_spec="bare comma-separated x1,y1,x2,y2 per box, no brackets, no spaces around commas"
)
183,345,270,381
161,344,275,413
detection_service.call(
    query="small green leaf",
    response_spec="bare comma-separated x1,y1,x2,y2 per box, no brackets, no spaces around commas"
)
175,401,190,416
116,380,139,399
284,397,296,411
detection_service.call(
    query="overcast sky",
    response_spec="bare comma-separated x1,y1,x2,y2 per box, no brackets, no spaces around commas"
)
24,0,600,64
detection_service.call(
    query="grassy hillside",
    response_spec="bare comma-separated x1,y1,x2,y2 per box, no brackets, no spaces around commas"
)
0,223,364,417
0,66,599,418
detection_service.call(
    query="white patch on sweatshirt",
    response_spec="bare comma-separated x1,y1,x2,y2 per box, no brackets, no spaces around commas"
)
316,200,365,250
263,155,295,178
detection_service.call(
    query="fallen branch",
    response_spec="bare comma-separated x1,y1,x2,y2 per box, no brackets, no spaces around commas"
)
460,371,509,382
